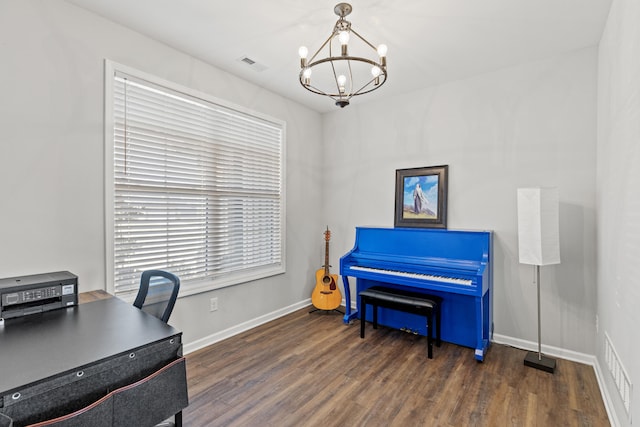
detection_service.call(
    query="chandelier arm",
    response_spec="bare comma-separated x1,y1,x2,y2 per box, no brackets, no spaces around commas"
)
349,28,378,52
299,65,341,100
348,76,378,98
303,82,341,101
328,43,342,96
331,62,341,96
308,34,334,64
347,58,354,98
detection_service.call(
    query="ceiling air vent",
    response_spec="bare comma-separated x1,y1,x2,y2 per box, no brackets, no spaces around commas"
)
237,56,267,72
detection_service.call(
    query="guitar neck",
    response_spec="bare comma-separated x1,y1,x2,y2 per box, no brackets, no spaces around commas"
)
324,240,330,275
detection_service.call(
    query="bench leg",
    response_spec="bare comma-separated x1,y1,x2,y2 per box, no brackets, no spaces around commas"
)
426,308,433,359
372,304,378,329
360,297,366,339
435,304,441,347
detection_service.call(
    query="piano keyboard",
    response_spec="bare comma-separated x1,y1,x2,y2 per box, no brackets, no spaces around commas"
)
349,266,473,286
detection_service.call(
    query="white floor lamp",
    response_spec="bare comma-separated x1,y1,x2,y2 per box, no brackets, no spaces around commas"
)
517,187,560,374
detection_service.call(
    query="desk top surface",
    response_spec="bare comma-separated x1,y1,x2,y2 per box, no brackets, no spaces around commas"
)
0,297,181,394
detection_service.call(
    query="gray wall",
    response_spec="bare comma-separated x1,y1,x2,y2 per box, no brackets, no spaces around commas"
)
597,0,640,425
0,0,324,346
322,48,598,358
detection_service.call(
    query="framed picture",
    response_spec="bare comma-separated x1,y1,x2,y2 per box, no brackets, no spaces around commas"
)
394,165,448,228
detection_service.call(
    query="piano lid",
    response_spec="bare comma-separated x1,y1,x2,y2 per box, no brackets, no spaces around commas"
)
341,227,491,273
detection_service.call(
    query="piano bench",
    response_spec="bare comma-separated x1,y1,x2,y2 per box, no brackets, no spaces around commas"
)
359,286,442,359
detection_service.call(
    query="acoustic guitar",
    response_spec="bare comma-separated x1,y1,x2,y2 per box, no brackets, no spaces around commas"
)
311,227,342,311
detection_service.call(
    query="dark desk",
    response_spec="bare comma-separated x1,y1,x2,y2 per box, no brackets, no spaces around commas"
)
0,296,188,426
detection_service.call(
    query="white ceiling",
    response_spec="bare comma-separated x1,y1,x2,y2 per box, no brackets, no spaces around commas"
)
66,0,612,113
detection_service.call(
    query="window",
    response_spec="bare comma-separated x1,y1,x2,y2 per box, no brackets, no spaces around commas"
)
105,61,285,299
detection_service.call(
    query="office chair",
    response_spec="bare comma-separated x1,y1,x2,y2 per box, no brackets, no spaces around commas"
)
133,270,180,324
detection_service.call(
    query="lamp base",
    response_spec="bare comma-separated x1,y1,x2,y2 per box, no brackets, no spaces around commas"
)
524,351,556,373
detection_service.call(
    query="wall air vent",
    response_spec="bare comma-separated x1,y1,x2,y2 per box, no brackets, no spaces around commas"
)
237,56,267,72
604,332,632,420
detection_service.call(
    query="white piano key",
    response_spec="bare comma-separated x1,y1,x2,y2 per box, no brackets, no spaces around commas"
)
349,266,473,286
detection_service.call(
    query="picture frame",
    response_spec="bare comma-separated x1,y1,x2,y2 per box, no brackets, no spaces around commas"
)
394,165,448,229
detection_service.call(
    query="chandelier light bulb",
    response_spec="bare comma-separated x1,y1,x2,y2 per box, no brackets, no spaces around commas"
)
302,67,312,85
337,74,347,93
338,31,350,45
377,44,388,67
298,46,308,67
339,31,350,56
371,66,381,85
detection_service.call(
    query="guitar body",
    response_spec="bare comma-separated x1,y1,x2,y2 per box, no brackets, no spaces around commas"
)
311,227,342,311
312,269,341,311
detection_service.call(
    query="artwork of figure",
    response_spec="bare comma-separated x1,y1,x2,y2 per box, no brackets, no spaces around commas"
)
413,183,427,214
403,175,438,219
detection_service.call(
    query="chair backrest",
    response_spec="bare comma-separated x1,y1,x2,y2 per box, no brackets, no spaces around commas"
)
133,270,180,323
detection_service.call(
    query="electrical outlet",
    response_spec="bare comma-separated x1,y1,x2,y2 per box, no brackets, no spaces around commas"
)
210,297,218,312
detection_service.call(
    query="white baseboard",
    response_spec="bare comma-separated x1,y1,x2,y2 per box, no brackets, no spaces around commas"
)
492,333,594,365
493,333,619,427
592,355,622,427
183,298,312,355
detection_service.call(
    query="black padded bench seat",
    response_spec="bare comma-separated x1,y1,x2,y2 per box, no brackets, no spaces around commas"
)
359,286,442,358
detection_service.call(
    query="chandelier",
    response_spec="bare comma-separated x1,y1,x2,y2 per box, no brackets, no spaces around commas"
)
298,3,388,108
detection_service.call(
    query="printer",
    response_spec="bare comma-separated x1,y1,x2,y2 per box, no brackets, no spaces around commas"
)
0,271,78,319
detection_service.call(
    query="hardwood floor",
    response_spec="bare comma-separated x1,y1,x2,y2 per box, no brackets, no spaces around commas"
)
183,306,610,426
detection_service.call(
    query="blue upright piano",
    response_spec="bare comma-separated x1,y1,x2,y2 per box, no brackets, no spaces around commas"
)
340,227,493,361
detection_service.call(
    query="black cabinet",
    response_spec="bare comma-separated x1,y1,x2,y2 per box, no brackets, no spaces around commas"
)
0,298,189,427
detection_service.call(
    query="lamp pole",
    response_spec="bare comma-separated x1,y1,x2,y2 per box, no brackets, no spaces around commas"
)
536,265,542,360
524,264,556,373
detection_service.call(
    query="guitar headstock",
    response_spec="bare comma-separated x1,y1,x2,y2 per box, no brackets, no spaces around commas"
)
324,227,331,242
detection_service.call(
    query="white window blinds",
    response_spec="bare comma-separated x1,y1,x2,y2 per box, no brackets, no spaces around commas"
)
107,64,285,298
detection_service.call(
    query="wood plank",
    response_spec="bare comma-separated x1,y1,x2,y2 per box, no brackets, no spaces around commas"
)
183,306,610,426
78,289,112,304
